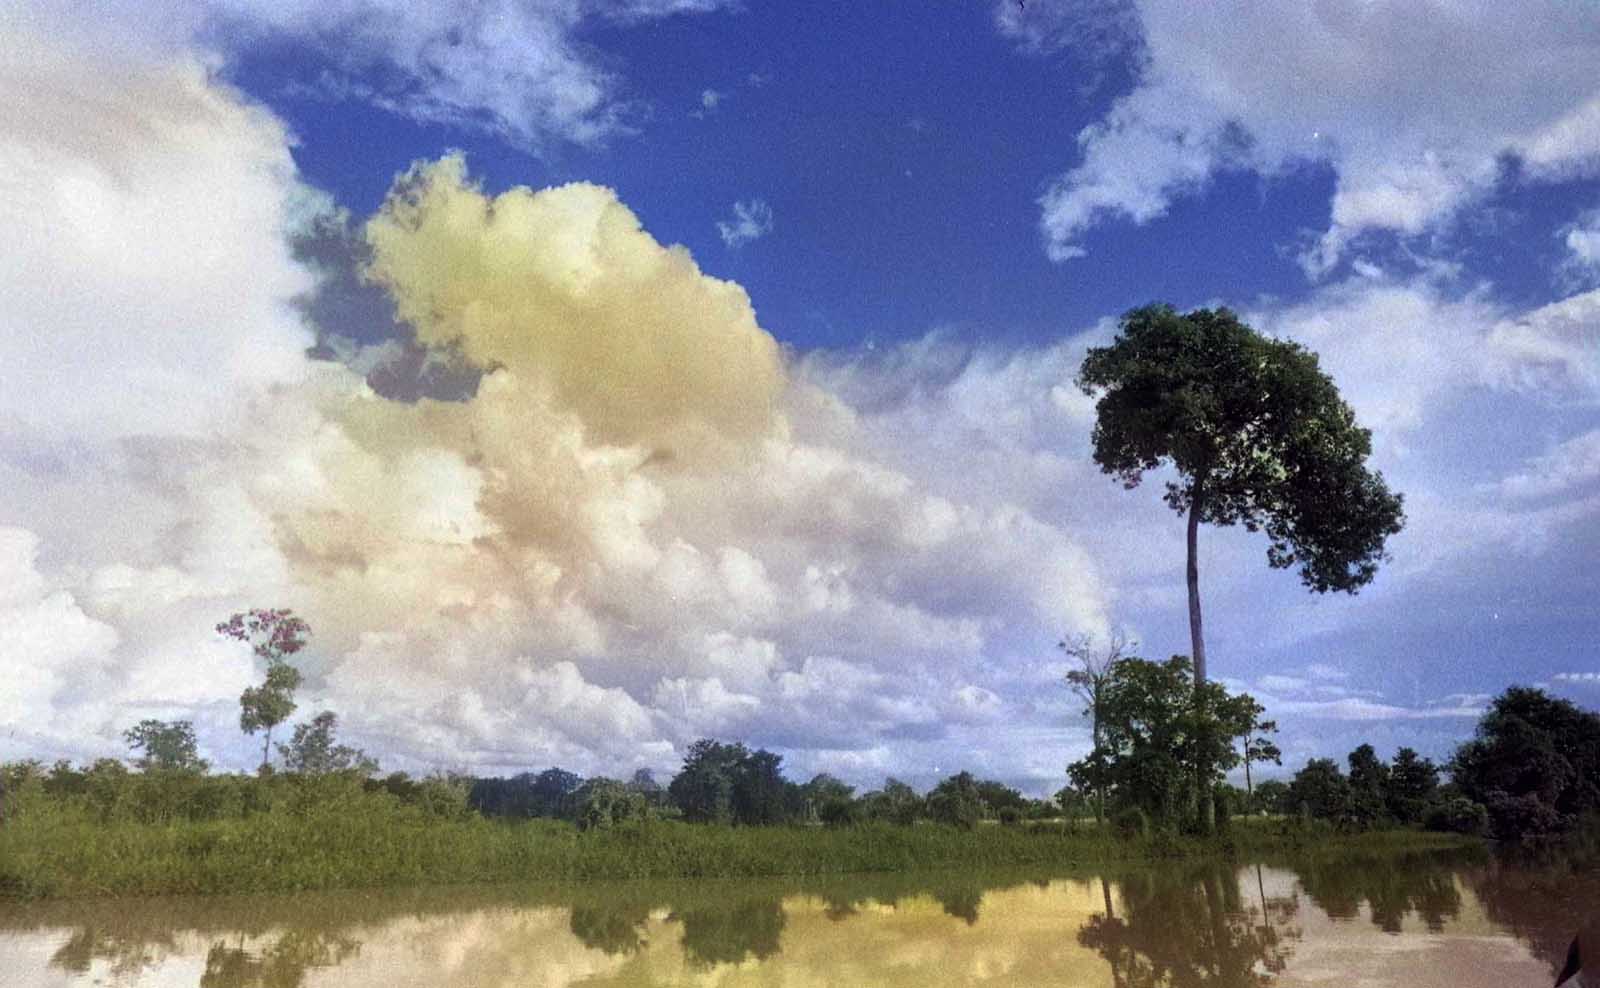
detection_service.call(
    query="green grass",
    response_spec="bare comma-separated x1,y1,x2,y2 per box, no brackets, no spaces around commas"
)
0,790,1481,900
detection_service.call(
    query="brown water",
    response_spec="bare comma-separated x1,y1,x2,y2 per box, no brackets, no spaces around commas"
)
0,846,1592,986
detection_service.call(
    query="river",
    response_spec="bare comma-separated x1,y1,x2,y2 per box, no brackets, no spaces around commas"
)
0,844,1591,986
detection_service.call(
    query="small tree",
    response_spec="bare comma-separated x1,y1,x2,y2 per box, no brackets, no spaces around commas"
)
1238,704,1281,807
122,719,208,773
220,609,310,773
277,710,377,776
1061,630,1132,822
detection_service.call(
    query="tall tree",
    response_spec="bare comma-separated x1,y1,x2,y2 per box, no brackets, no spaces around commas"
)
1077,305,1405,685
1061,630,1133,822
122,719,208,773
1078,305,1404,828
219,609,310,773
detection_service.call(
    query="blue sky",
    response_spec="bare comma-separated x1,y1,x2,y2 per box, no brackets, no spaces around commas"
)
3,1,1599,793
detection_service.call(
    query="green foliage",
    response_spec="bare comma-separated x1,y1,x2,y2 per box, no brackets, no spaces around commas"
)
1251,779,1290,816
1076,304,1404,595
1286,758,1354,824
122,719,208,773
1386,748,1440,825
1425,797,1489,837
859,778,923,826
1111,806,1149,840
1450,687,1600,839
975,780,1027,819
1067,655,1262,830
926,772,984,830
574,778,654,831
0,758,1480,900
1346,743,1390,826
276,711,378,777
668,740,801,826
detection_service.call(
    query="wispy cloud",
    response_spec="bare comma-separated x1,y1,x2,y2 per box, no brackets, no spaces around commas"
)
717,198,774,247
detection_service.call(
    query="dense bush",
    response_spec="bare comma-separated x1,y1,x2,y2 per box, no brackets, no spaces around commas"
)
1424,797,1489,837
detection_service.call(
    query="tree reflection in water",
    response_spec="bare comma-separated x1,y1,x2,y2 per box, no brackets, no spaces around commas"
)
568,901,652,956
1292,849,1469,933
49,926,180,981
672,895,786,967
1466,839,1600,981
200,929,362,988
1078,861,1299,987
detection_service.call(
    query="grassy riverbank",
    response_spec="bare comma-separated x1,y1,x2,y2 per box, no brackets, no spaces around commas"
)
0,791,1477,900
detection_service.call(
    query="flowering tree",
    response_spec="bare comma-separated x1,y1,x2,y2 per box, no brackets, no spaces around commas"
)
218,609,310,773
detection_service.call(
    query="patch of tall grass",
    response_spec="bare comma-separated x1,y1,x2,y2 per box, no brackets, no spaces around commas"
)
0,771,1479,900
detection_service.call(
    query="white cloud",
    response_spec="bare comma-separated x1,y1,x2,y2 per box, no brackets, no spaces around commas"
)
0,25,313,443
699,88,724,111
717,198,774,247
1031,2,1600,270
1554,672,1600,685
1565,208,1600,280
1496,430,1600,501
8,0,738,156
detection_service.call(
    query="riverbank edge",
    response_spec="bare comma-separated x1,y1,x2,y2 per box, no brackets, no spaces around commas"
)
0,814,1480,901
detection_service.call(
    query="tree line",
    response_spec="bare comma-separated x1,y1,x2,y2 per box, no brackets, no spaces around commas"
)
1057,629,1600,841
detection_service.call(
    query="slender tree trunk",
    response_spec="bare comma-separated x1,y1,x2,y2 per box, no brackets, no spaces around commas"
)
1091,697,1105,824
1188,481,1215,833
261,727,272,775
1187,486,1206,684
1243,738,1254,811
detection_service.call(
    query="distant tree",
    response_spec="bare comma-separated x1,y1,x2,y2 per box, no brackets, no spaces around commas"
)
1078,305,1404,829
529,768,584,819
1385,747,1440,825
276,711,377,776
219,609,310,773
626,768,669,809
860,777,923,825
926,772,985,830
1238,703,1281,807
1450,687,1600,838
732,748,797,825
1061,630,1132,822
574,777,652,830
122,719,208,773
1346,743,1390,826
974,779,1028,819
670,739,745,824
1286,758,1352,823
802,773,856,823
1251,778,1291,816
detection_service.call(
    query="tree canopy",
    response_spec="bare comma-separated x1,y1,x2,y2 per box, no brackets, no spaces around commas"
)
1078,304,1404,596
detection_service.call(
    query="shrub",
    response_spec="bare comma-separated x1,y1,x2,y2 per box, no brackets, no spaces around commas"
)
1424,797,1489,837
997,806,1022,827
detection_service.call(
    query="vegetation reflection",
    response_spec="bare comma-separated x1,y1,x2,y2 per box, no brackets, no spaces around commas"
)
1079,861,1299,987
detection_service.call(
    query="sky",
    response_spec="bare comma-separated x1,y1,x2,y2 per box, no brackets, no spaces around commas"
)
2,0,1599,794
